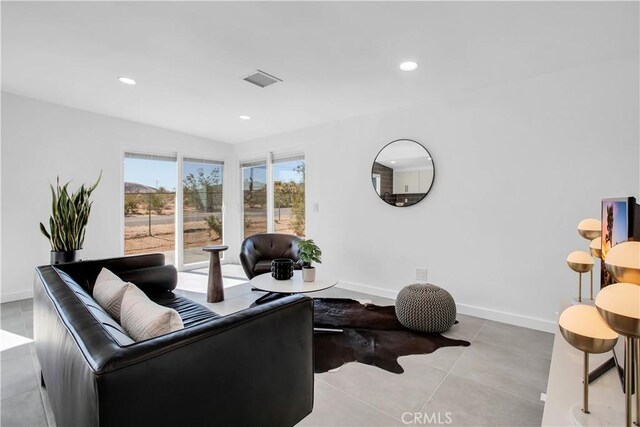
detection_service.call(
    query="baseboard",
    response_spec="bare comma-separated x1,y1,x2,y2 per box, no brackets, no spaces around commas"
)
456,303,556,333
336,281,556,333
336,281,399,300
1,289,33,303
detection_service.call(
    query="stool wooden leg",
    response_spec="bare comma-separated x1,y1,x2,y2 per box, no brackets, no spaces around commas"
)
589,270,593,300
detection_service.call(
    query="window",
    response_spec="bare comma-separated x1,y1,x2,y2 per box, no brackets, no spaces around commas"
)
241,160,268,239
241,153,305,239
123,153,177,264
272,154,305,236
182,158,224,265
124,153,225,268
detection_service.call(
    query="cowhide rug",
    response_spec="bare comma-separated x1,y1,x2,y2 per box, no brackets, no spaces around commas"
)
314,298,470,374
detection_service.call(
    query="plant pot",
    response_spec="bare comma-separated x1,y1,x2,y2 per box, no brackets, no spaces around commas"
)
302,266,316,282
50,250,80,265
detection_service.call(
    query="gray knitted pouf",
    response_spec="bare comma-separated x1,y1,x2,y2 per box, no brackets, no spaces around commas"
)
395,283,457,333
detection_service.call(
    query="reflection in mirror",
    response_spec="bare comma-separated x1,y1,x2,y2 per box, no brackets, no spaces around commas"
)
371,139,434,207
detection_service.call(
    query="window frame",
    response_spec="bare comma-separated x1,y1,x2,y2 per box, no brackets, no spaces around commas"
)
239,150,305,240
240,157,270,240
180,156,226,270
120,148,228,272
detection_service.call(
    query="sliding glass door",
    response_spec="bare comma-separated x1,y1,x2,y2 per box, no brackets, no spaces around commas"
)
241,153,305,239
123,153,177,264
273,155,305,236
241,160,268,239
124,153,225,268
182,158,224,265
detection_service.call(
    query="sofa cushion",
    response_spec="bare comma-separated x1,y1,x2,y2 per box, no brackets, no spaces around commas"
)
120,285,184,341
54,268,134,346
57,266,216,339
116,265,178,293
150,292,220,328
93,268,130,321
52,253,166,294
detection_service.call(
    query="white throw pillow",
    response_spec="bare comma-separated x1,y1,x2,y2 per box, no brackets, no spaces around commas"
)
93,268,130,321
120,285,184,342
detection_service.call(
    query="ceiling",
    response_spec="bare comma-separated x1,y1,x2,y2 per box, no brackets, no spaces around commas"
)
2,2,638,144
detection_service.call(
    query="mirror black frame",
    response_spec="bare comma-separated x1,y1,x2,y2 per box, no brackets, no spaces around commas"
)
371,139,435,207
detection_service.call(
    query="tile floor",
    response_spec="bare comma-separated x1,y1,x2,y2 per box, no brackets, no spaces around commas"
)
0,271,554,427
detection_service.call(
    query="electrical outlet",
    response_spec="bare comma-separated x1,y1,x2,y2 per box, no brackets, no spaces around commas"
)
416,268,427,282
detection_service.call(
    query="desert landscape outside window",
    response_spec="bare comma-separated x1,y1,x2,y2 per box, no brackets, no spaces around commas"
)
123,153,177,264
273,156,305,237
182,158,224,265
242,160,268,239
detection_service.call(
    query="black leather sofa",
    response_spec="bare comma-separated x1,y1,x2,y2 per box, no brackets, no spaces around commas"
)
34,254,314,427
240,233,302,279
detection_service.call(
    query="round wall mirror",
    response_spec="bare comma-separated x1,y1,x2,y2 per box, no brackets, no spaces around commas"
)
371,139,434,207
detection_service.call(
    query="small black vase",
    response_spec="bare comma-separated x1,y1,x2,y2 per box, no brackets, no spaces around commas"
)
50,250,78,265
271,258,294,280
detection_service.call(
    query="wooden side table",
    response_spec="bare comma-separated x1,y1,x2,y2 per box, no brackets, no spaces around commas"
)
202,245,228,303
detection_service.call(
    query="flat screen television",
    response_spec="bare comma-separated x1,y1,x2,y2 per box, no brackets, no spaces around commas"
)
601,196,637,287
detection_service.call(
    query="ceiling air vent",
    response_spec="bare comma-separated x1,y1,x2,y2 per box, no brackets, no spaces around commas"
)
243,70,283,88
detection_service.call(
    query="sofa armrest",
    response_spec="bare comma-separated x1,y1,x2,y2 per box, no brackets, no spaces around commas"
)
96,294,314,427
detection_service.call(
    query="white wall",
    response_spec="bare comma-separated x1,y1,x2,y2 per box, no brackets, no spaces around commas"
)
235,57,640,332
1,92,233,301
2,57,638,332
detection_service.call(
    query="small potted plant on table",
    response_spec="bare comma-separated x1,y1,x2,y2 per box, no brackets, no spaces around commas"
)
297,239,322,282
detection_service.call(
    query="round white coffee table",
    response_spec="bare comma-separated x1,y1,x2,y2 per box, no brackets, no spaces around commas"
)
251,271,340,332
251,271,337,304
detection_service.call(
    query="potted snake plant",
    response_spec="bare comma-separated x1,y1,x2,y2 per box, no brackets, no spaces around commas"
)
39,173,101,264
297,239,322,282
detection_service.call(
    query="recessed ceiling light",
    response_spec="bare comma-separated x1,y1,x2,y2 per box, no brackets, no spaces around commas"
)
399,61,418,71
239,115,251,120
118,76,136,85
390,161,396,164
